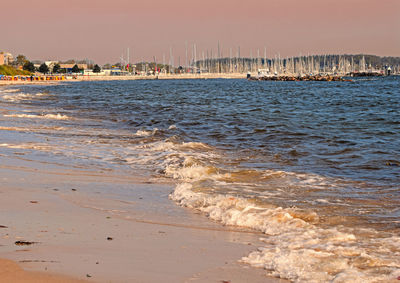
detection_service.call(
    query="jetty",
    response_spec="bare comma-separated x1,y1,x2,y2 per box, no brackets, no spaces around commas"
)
248,74,350,82
349,72,383,77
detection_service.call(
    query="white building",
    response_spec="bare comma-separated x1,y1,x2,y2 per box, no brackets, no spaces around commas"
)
45,61,59,70
0,52,14,65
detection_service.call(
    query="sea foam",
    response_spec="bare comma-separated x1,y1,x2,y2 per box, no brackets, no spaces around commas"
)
170,182,400,282
4,113,70,120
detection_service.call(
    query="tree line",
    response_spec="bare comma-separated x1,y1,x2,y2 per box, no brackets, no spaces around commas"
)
13,55,101,74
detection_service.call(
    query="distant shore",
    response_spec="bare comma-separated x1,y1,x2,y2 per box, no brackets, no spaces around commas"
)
0,73,246,86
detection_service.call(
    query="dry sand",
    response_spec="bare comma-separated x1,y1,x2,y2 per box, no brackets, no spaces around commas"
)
0,158,285,283
0,258,86,283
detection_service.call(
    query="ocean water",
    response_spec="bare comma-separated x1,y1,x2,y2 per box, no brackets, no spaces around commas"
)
0,77,399,282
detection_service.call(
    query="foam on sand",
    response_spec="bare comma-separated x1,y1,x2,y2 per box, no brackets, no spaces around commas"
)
170,182,400,282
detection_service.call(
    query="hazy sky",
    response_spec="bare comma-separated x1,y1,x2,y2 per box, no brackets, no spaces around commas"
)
2,0,399,65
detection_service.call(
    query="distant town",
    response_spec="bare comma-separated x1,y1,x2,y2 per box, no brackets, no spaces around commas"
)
1,50,399,80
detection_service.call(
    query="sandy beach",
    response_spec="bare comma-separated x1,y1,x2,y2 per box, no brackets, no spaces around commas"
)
0,126,283,282
0,73,247,86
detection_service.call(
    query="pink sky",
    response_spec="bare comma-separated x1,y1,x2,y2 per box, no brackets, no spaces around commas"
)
2,0,399,65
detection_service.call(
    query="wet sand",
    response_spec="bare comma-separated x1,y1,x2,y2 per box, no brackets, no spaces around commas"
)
0,156,285,282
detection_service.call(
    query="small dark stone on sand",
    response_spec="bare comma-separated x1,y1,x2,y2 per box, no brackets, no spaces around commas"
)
15,241,37,246
96,261,99,264
53,189,59,191
0,225,7,228
71,189,77,191
107,237,113,241
30,201,38,204
139,197,143,199
86,274,92,278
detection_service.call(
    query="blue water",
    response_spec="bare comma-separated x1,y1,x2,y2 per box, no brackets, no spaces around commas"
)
30,78,400,178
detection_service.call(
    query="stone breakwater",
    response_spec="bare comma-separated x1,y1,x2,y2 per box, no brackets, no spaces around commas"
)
248,75,351,81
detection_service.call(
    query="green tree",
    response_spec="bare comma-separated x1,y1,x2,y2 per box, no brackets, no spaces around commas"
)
38,63,49,74
23,61,35,72
16,55,28,66
53,63,61,73
71,64,80,73
93,64,101,73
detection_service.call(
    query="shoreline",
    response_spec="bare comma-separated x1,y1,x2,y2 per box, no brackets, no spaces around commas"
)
0,142,284,282
0,73,246,86
1,73,396,86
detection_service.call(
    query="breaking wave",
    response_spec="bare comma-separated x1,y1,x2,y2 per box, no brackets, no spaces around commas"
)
3,113,70,120
170,181,400,282
0,91,51,102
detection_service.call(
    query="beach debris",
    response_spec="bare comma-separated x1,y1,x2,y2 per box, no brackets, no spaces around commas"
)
15,241,38,246
96,261,99,265
107,237,113,241
221,280,231,283
0,225,7,228
30,200,38,204
86,274,92,278
71,188,77,191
